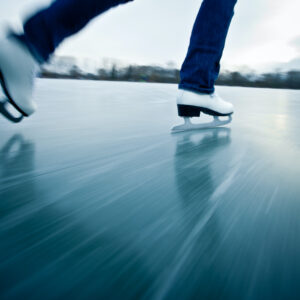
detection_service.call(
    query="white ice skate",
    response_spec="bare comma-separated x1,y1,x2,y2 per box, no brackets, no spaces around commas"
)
172,90,233,132
0,35,39,123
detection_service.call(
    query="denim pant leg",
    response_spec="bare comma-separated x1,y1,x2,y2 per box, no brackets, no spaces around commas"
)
179,0,237,94
21,0,133,63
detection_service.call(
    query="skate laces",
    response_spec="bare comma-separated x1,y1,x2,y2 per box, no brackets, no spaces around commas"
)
27,66,37,87
210,92,218,99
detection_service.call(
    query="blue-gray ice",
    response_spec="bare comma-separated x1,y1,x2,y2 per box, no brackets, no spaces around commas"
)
0,80,300,300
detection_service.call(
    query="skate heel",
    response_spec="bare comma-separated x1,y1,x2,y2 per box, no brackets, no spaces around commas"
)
177,105,201,117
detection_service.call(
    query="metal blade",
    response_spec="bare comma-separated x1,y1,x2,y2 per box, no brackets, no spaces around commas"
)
172,116,232,133
0,99,24,123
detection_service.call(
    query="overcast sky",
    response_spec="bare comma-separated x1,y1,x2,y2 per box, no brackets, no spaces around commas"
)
0,0,299,71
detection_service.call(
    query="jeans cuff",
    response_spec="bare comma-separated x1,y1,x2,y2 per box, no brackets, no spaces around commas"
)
11,33,45,64
178,83,214,94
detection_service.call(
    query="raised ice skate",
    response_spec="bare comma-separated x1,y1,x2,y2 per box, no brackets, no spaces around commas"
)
172,90,234,132
0,34,39,122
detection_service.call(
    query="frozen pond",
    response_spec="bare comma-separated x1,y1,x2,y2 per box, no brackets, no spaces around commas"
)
0,79,300,299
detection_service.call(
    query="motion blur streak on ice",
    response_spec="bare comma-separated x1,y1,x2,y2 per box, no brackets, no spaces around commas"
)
0,80,300,300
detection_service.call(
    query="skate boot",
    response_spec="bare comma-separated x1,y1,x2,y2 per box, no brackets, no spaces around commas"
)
0,34,40,122
172,90,234,132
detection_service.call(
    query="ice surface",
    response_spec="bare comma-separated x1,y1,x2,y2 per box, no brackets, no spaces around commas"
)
1,79,300,299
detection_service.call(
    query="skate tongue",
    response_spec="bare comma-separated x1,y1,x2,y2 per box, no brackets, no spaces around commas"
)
0,100,24,123
172,116,232,133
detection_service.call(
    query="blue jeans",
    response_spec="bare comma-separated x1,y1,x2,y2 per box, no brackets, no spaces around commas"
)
21,0,237,93
180,0,237,93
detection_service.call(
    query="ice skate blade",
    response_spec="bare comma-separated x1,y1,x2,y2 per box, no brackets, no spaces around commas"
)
0,100,24,123
0,69,28,117
172,116,232,133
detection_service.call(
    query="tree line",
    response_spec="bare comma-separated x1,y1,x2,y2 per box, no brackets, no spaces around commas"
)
40,64,300,90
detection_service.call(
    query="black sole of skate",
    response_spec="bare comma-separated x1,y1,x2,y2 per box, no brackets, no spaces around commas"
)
177,104,233,117
0,69,28,117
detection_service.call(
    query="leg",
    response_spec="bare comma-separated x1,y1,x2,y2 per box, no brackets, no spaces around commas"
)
173,0,237,132
179,0,237,94
22,0,133,63
0,0,133,119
